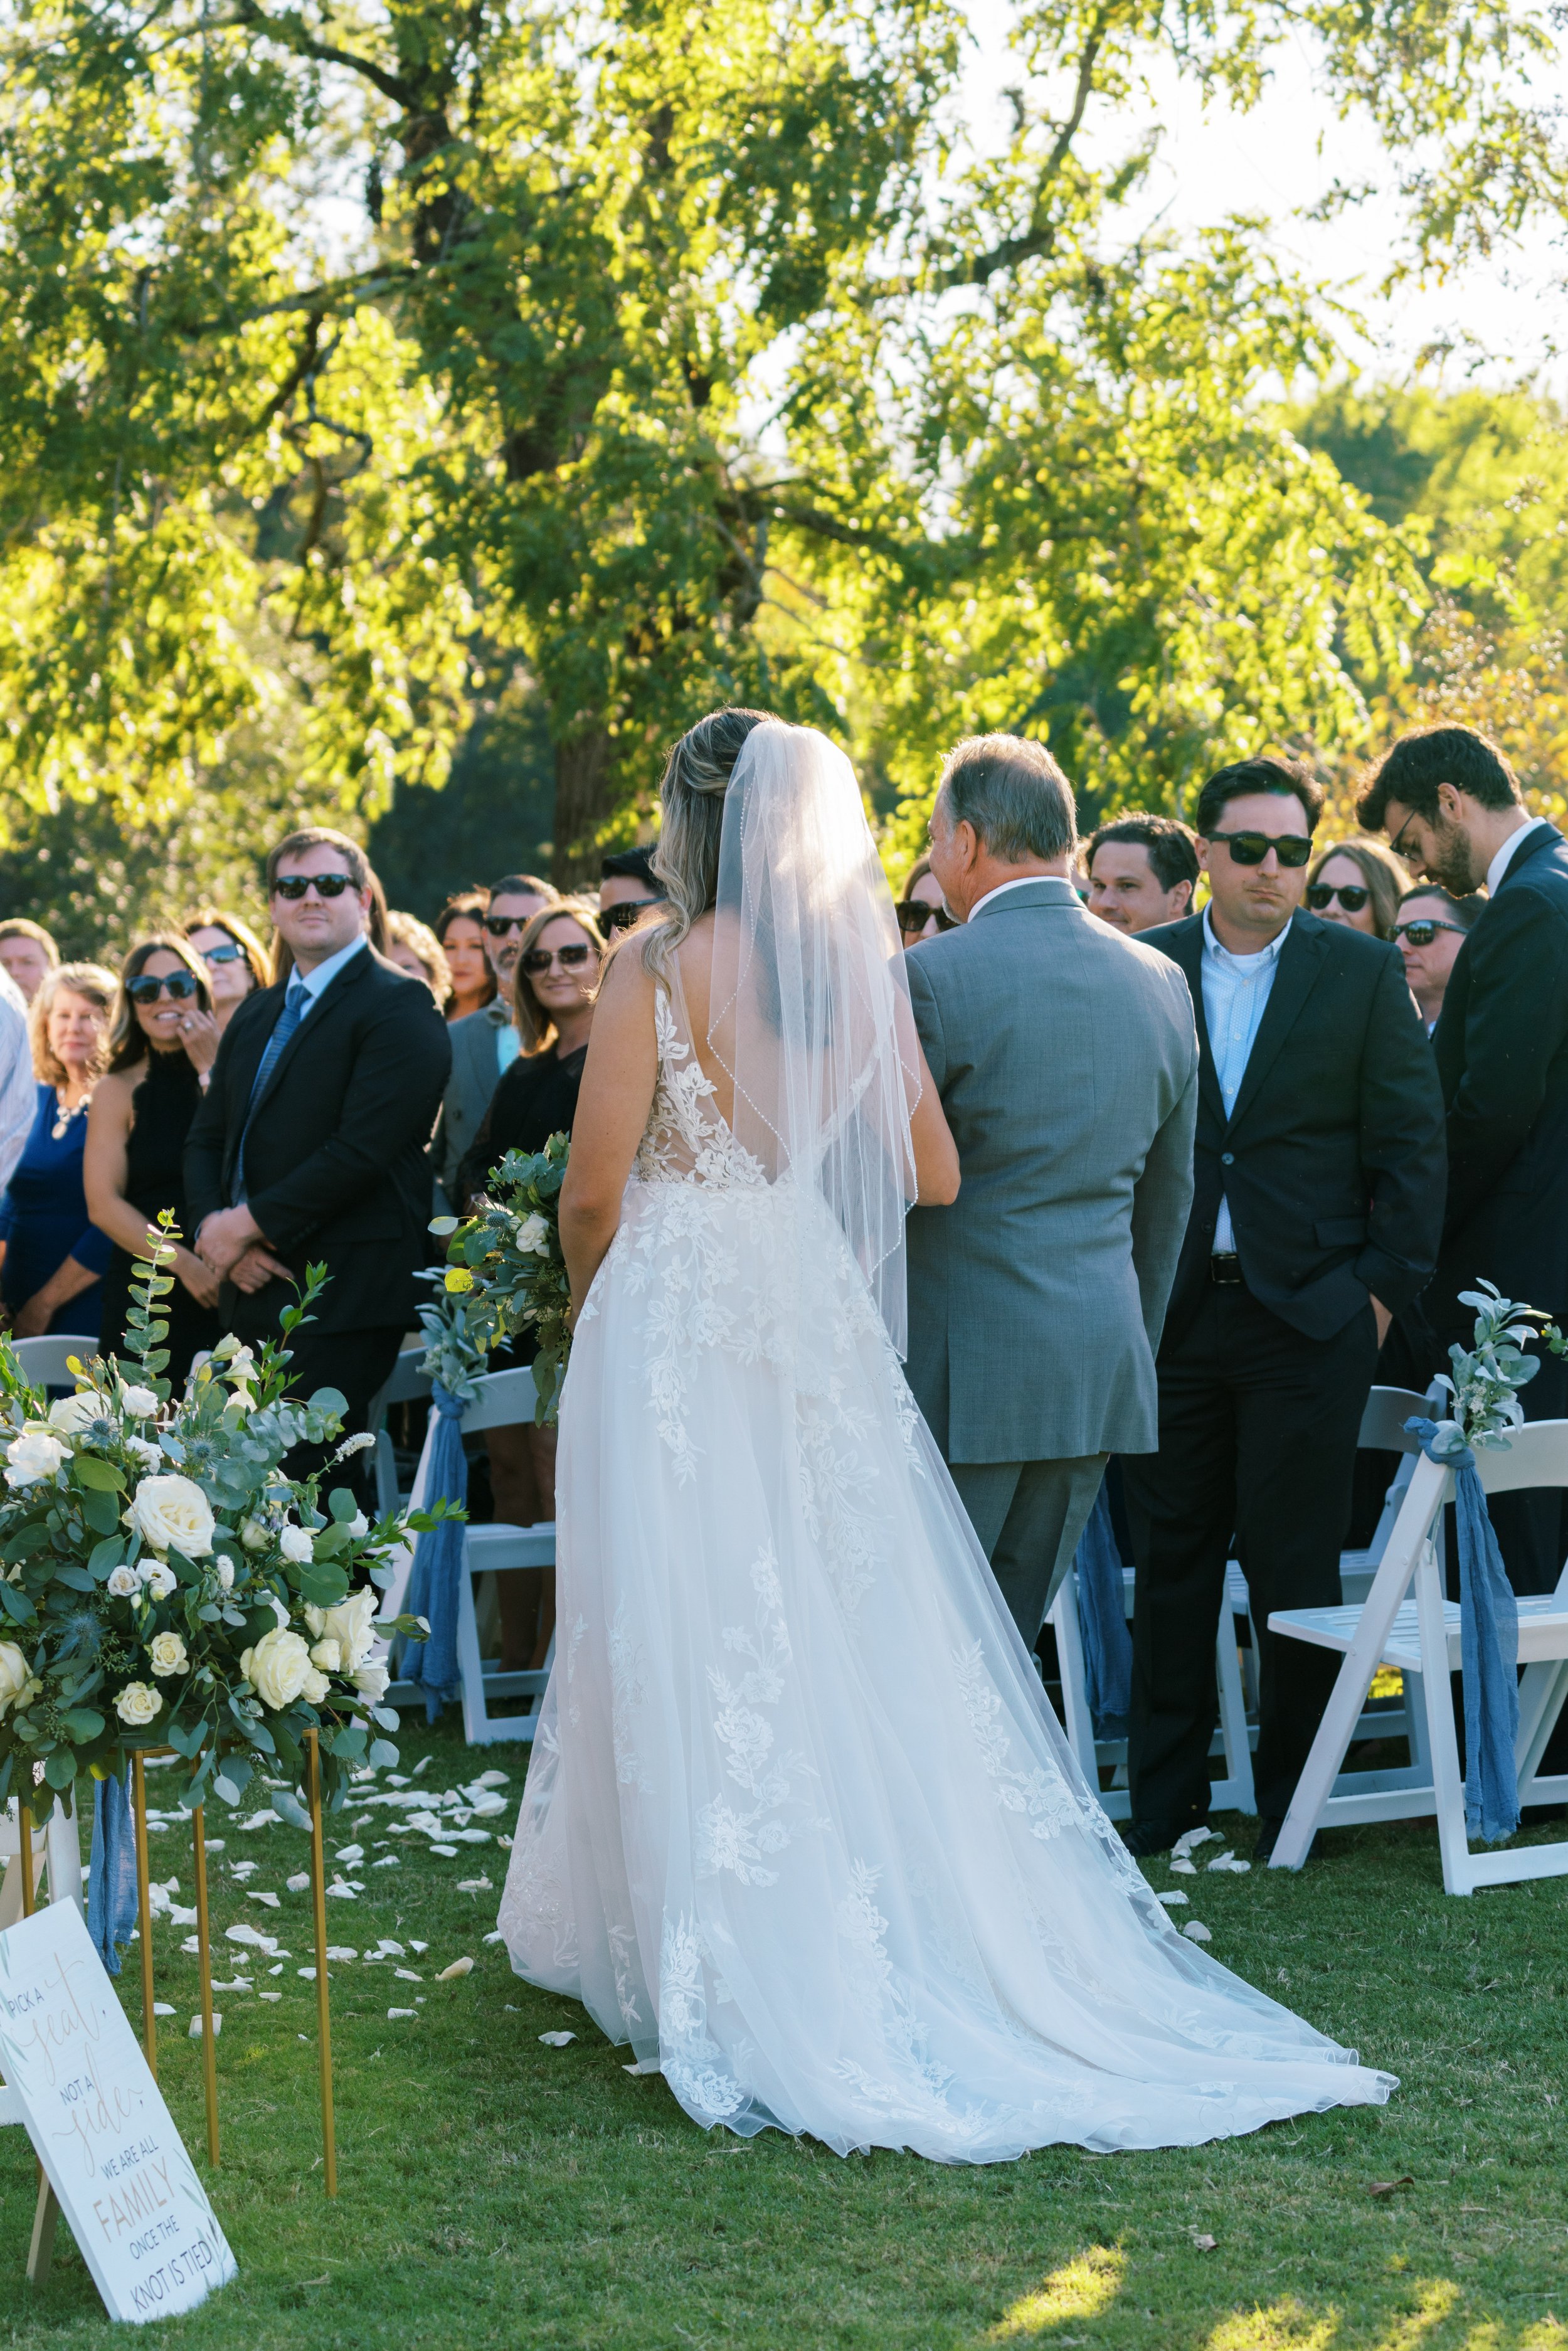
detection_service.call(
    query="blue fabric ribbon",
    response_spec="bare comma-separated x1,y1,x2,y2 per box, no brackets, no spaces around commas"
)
1073,1477,1133,1735
88,1772,139,1975
402,1384,469,1722
1406,1417,1520,1845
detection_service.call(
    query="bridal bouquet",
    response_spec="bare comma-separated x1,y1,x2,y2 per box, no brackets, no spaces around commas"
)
0,1219,442,1828
423,1133,573,1423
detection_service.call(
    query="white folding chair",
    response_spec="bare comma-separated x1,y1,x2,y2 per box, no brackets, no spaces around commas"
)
1271,1417,1568,1893
0,1795,83,1928
9,1335,96,1388
366,1342,434,1522
381,1365,556,1746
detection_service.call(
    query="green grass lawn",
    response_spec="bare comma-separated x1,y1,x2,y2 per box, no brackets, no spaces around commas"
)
4,1720,1565,2351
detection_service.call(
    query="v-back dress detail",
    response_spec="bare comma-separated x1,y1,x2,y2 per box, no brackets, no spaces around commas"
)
498,970,1393,2161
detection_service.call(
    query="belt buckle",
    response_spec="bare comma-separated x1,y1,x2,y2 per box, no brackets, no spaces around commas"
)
1210,1252,1242,1288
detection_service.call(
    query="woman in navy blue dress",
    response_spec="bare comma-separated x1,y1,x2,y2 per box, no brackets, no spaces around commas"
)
0,962,117,1337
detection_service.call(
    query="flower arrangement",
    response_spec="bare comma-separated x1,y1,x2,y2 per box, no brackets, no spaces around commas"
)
422,1133,573,1423
0,1218,448,1827
1417,1281,1568,1459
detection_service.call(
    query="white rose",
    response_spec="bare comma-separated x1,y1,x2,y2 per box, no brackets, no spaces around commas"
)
300,1666,330,1704
0,1641,29,1717
305,1586,378,1672
6,1431,65,1488
244,1625,312,1711
120,1384,159,1419
115,1681,162,1727
310,1638,342,1672
140,1561,177,1602
240,1517,268,1551
107,1565,140,1599
278,1524,314,1564
352,1655,390,1704
515,1211,551,1256
346,1510,369,1540
215,1554,235,1591
129,1474,215,1559
126,1437,162,1471
148,1630,188,1677
48,1391,101,1434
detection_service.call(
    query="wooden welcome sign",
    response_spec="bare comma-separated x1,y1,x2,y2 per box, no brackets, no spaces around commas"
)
0,1900,236,2322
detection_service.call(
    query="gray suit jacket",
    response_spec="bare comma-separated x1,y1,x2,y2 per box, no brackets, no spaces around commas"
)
904,876,1199,1464
433,999,512,1202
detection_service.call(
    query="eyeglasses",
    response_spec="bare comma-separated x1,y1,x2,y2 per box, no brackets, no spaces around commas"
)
1392,917,1467,947
198,942,246,966
601,898,664,933
896,900,956,934
273,873,358,901
521,944,596,975
128,971,200,1006
484,914,534,938
1306,882,1370,913
1209,831,1314,869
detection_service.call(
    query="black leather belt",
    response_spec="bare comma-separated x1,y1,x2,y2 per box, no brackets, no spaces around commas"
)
1209,1252,1243,1287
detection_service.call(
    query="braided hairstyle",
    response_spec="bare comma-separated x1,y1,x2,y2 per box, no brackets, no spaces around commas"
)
642,706,770,977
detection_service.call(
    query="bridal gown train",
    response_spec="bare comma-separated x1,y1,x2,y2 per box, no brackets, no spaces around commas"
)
498,969,1394,2160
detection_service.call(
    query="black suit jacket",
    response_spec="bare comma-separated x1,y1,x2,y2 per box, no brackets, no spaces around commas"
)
184,945,453,1335
1428,822,1568,1334
1143,909,1445,1346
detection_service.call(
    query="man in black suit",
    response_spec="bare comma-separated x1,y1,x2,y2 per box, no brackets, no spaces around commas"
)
1361,723,1568,1595
1123,758,1446,1859
186,827,452,1494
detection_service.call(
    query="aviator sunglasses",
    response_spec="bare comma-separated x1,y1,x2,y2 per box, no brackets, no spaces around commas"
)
521,943,596,975
1208,831,1314,869
127,970,200,1006
1392,917,1467,948
896,899,956,935
197,940,246,966
1305,881,1370,913
273,872,358,901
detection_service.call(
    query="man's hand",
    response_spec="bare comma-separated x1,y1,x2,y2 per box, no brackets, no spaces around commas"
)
1370,1293,1392,1349
228,1246,294,1296
195,1204,262,1276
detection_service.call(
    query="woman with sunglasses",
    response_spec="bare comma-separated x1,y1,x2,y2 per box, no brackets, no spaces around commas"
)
1303,837,1410,940
0,962,117,1339
433,891,496,1022
85,936,223,1379
183,906,271,1034
895,852,953,948
457,896,606,1674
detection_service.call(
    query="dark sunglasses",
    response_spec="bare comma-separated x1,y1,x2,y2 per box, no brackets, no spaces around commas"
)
484,914,532,938
198,942,246,966
896,899,955,935
1209,831,1314,870
601,898,664,933
1392,917,1466,947
273,873,358,901
521,943,595,974
128,971,200,1006
1306,882,1370,913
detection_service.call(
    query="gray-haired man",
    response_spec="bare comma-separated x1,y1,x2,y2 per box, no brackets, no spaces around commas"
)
904,736,1200,1650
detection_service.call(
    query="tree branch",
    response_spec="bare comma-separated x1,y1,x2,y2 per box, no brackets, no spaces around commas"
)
179,265,416,339
937,4,1110,290
215,2,417,109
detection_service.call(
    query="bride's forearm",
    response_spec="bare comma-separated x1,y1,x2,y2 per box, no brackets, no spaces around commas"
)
561,1201,621,1322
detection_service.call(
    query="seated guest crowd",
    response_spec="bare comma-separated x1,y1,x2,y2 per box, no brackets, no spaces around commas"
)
1,721,1557,1864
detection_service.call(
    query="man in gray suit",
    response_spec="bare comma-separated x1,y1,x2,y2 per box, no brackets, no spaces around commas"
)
905,735,1200,1649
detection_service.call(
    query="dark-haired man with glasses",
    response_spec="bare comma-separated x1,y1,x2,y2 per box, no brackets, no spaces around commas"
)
185,826,452,1497
1122,757,1444,1862
435,870,556,1205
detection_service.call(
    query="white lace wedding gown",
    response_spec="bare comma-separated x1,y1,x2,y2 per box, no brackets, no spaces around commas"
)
499,968,1394,2160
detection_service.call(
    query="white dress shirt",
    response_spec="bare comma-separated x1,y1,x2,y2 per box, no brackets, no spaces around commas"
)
0,968,33,1196
1485,815,1552,897
1200,908,1290,1253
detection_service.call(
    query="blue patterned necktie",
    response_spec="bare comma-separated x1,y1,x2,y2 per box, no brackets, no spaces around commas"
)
236,976,308,1201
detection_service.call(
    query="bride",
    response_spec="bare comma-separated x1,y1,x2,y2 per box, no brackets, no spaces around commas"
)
498,711,1394,2160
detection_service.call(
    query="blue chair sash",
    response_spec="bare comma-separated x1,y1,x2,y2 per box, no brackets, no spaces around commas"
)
88,1771,139,1974
402,1385,469,1722
1073,1478,1132,1736
1407,1419,1520,1845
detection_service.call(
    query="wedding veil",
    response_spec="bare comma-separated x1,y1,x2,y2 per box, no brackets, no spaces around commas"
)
706,720,921,1356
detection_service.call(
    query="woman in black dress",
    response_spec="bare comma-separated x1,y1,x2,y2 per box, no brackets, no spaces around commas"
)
84,934,223,1382
458,896,605,1670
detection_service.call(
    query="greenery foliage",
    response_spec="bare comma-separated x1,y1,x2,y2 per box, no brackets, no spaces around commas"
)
424,1136,573,1423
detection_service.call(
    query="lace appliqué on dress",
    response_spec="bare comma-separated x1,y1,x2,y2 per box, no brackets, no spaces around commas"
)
696,1546,820,1888
953,1642,1087,1842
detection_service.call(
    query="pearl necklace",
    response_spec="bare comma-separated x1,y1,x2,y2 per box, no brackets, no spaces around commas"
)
51,1090,90,1141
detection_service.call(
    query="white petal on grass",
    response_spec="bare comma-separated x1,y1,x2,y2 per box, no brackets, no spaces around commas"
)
1172,1826,1216,1857
325,1946,358,1963
189,2014,223,2037
1182,1921,1213,1943
623,2059,662,2076
297,1966,317,1981
1157,1891,1189,1907
376,1939,406,1957
152,2002,176,2017
387,2007,417,2020
259,1992,282,2003
456,1877,492,1895
180,1934,201,1955
394,1968,423,1982
372,1856,400,1868
482,1930,504,1946
248,1891,282,1909
1168,1859,1198,1876
286,1872,310,1893
409,1940,428,1953
538,2031,576,2047
437,1956,474,1980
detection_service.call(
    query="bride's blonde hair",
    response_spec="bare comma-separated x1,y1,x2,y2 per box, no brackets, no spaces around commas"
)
641,706,770,978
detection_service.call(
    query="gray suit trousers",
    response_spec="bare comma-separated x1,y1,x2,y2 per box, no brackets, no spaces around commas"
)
948,1453,1110,1652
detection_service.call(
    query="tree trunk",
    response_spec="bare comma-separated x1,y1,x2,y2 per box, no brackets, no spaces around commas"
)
551,729,614,888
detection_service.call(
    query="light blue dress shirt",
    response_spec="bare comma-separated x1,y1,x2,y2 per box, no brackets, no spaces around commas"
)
291,930,368,1019
1200,907,1290,1253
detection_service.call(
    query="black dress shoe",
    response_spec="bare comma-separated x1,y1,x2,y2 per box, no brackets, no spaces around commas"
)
1254,1815,1315,1863
1122,1821,1194,1859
